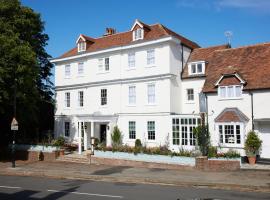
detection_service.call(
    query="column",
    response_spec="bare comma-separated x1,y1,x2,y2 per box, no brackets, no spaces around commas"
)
78,121,82,154
84,122,88,150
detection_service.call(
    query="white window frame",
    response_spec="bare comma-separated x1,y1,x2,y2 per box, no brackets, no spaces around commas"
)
129,121,136,139
65,64,71,78
78,41,86,52
128,85,136,105
128,52,136,69
186,88,194,102
77,62,84,76
147,121,155,140
216,123,243,147
133,28,144,41
97,57,110,73
101,88,107,106
64,92,70,108
172,118,201,146
188,62,205,75
218,85,242,100
78,91,84,107
147,83,156,105
147,49,155,66
64,121,70,137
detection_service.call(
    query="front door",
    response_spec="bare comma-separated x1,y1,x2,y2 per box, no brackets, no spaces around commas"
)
100,124,107,144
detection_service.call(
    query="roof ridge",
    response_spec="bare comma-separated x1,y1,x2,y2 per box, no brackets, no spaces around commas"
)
81,24,162,40
214,41,270,52
195,44,229,50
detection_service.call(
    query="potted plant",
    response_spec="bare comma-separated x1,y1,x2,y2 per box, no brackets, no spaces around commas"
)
244,131,262,165
53,136,65,156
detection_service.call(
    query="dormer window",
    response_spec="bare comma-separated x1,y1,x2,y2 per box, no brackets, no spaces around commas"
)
78,41,86,52
219,85,242,99
188,62,205,75
133,28,143,41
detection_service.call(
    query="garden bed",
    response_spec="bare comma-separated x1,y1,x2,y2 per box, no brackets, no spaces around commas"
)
94,150,195,166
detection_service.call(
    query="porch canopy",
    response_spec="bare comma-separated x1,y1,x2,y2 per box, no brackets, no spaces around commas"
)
76,113,118,154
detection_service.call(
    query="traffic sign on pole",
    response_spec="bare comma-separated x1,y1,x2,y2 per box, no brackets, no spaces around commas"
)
11,117,18,131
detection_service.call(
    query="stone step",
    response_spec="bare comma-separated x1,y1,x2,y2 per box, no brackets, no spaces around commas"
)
57,155,90,164
257,158,270,165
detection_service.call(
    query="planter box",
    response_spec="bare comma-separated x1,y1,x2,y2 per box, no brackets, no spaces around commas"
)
94,150,195,166
196,157,241,171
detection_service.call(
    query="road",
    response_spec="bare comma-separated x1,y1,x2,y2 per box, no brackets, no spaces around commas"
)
0,175,269,200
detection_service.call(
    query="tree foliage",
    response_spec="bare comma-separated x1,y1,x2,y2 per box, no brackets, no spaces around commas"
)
244,131,262,156
194,125,210,156
0,0,54,145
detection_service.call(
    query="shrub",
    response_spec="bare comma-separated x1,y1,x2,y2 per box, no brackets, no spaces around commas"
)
111,126,122,148
134,139,142,155
53,136,65,147
223,149,240,158
244,130,262,156
194,125,210,156
208,146,217,158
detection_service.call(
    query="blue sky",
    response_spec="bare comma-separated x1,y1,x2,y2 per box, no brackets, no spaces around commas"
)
21,0,270,59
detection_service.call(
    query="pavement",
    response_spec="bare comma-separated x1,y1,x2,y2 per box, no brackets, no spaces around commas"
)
0,160,270,193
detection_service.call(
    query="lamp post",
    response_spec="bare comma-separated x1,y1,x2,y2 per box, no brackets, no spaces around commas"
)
11,66,18,168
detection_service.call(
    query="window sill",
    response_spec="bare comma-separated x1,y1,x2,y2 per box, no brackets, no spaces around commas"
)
145,103,157,106
100,105,108,108
218,97,243,101
189,73,204,76
219,144,243,148
185,101,195,104
126,104,136,107
145,65,156,68
97,71,110,75
126,67,136,71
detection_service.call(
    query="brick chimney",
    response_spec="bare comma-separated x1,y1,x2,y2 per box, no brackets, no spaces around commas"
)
103,28,116,36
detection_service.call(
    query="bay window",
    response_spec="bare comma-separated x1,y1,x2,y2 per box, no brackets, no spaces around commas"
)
218,123,242,145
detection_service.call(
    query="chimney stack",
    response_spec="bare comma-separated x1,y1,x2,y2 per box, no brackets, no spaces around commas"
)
104,28,116,36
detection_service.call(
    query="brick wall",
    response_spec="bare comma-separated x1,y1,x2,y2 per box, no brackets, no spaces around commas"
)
195,156,240,171
15,150,59,162
91,156,193,170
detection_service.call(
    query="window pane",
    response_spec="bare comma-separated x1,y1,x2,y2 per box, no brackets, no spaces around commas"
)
65,65,70,77
219,125,223,143
78,62,84,75
147,84,155,104
189,126,196,146
220,87,226,98
65,122,70,137
65,92,70,107
187,89,194,101
227,86,234,98
101,89,107,105
197,63,202,73
235,86,242,97
191,64,196,74
129,121,136,139
105,58,109,71
172,118,180,145
128,53,135,68
225,125,235,144
147,121,155,140
78,91,83,107
236,125,241,144
181,126,188,145
128,86,136,104
147,49,155,65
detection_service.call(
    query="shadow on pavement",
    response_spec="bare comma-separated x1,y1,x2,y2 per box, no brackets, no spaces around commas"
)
91,166,131,175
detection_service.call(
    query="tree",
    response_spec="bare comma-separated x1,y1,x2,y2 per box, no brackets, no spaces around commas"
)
0,0,54,145
194,125,210,156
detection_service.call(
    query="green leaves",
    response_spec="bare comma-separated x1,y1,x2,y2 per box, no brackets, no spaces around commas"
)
244,131,262,156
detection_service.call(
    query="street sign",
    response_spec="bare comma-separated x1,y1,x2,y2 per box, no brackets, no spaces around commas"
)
11,117,18,131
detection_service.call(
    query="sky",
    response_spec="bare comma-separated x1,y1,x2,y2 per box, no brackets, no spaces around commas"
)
21,0,270,81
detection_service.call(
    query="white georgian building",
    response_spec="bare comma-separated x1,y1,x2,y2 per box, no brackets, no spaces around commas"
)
51,20,270,158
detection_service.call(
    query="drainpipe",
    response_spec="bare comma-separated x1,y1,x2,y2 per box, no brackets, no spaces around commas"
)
181,44,184,72
205,93,209,126
250,91,254,131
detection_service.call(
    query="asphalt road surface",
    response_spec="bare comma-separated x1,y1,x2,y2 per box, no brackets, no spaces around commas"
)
0,175,269,200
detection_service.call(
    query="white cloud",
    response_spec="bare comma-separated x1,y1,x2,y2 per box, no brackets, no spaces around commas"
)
217,0,270,10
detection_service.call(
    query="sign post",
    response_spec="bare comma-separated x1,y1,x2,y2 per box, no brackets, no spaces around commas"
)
11,117,18,168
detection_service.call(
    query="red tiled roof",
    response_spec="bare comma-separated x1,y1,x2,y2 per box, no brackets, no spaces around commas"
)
203,42,270,92
58,21,200,59
215,108,249,122
182,44,230,79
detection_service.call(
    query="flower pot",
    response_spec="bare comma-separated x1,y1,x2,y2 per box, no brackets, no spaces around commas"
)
247,156,256,165
59,149,65,156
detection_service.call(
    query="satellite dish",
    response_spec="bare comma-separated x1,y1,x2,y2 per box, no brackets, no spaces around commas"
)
224,31,233,46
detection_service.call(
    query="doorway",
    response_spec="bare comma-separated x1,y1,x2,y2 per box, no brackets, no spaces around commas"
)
100,124,107,144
